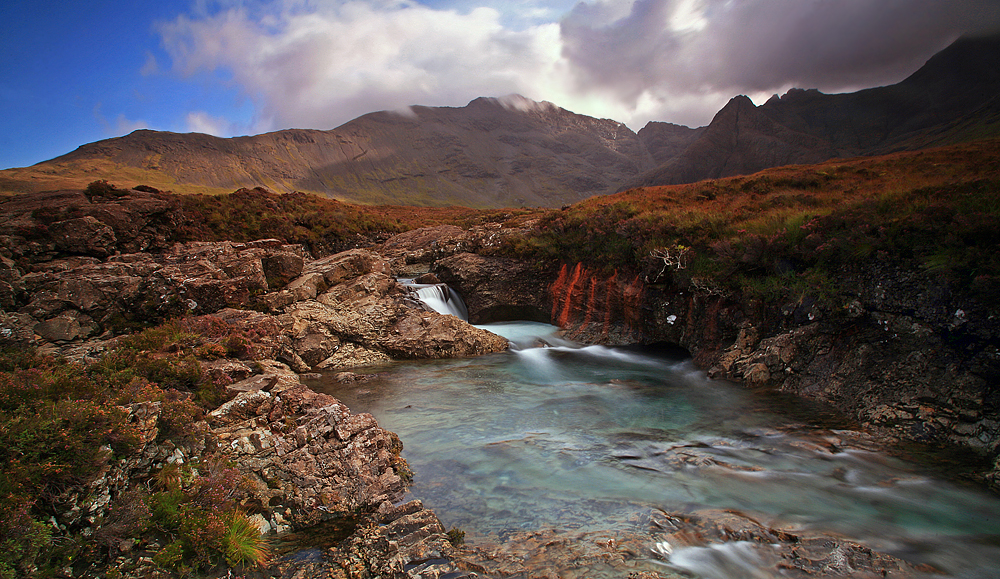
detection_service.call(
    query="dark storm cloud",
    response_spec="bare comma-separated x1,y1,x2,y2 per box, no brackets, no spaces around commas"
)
561,0,1000,100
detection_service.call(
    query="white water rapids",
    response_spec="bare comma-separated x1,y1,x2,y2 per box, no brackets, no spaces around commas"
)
308,284,1000,578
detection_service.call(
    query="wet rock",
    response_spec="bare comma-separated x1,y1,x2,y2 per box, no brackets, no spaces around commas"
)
647,508,933,579
433,252,553,324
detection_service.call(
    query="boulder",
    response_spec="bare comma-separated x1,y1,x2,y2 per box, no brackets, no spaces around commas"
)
261,251,305,289
433,252,553,324
303,248,390,286
50,216,117,257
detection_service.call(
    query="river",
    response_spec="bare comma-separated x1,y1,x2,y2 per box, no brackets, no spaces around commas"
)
309,290,1000,578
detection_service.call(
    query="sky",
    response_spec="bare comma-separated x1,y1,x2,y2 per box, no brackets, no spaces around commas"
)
2,0,1000,170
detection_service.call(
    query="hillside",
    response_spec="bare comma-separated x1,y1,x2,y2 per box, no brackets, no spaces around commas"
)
2,34,999,208
623,33,1000,188
0,96,653,208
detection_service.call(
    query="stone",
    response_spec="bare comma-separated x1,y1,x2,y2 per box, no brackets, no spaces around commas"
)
304,249,391,286
50,216,117,257
262,251,305,289
433,252,553,324
34,312,84,342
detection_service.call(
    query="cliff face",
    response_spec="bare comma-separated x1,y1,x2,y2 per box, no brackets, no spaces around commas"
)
439,249,1000,483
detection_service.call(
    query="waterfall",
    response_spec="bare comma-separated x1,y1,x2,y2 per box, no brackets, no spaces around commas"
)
406,282,470,321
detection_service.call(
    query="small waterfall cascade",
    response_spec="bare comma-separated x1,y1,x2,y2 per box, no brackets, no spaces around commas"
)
402,279,470,321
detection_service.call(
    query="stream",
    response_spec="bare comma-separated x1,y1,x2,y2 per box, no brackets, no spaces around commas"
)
308,286,1000,578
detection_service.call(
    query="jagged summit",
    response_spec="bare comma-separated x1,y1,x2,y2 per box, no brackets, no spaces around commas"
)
621,32,1000,189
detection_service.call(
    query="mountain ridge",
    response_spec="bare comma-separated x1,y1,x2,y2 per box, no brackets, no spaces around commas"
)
621,32,1000,190
2,33,999,206
2,96,653,207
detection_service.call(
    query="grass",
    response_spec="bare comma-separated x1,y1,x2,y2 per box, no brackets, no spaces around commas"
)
223,511,271,568
496,138,1000,309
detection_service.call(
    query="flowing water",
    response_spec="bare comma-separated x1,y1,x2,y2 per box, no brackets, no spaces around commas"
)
309,288,1000,578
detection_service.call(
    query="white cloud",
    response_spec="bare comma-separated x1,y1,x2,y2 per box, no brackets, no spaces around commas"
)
94,102,151,136
185,110,235,135
115,115,151,134
140,52,160,76
158,1,571,132
156,0,1000,134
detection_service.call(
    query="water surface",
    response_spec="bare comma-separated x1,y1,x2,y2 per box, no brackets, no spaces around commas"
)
311,322,1000,578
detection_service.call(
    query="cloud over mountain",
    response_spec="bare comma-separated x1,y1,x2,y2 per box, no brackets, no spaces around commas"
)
157,0,1000,133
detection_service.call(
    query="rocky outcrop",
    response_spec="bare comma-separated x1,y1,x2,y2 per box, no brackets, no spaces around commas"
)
44,354,462,579
699,264,1000,457
433,252,553,323
209,371,409,529
0,188,184,261
406,246,1000,483
1,232,508,367
0,217,513,577
0,239,304,345
378,223,524,274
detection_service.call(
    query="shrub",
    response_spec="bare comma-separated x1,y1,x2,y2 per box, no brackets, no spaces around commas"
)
446,527,465,546
84,179,126,199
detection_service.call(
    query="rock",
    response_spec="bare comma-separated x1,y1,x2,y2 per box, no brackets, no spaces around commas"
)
379,225,470,267
287,272,326,300
316,343,392,370
211,379,411,524
643,508,930,579
262,251,305,289
0,188,183,261
744,362,771,385
303,249,391,286
0,311,37,345
50,216,117,257
34,311,85,342
433,252,553,324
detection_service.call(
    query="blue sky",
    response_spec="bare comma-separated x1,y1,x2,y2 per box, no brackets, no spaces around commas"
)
2,0,999,170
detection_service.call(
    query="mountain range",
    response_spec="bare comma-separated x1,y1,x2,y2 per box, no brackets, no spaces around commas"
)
2,33,999,207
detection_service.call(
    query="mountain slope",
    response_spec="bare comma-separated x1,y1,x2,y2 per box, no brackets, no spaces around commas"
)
3,34,1000,206
1,96,653,208
623,33,1000,189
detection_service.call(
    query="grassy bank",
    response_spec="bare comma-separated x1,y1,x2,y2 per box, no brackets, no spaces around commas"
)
497,139,1000,309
